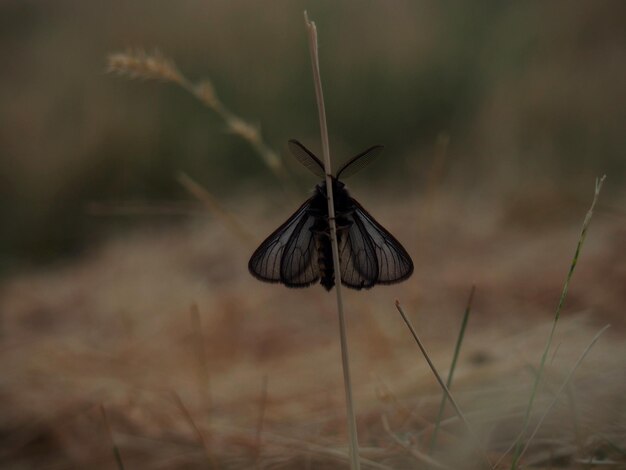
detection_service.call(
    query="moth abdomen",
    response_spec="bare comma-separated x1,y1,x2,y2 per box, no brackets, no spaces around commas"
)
315,231,335,291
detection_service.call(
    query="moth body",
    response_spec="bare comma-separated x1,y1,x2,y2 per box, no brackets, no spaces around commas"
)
308,180,355,290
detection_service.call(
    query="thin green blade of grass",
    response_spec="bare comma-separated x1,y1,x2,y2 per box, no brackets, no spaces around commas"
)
395,301,493,469
519,324,610,462
429,285,475,455
510,175,606,469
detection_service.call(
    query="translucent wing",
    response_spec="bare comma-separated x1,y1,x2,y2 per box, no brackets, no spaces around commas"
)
288,139,325,178
340,198,413,289
339,217,378,289
249,198,320,287
336,145,384,179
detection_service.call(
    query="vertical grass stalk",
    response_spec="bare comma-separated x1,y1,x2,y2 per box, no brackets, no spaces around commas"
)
429,285,475,454
510,175,606,469
518,324,610,462
304,12,360,470
395,300,493,469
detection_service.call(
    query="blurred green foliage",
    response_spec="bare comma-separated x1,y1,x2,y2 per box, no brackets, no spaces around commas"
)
0,0,624,266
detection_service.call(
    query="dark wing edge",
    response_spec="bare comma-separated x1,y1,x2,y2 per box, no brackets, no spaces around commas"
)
248,197,320,287
288,139,326,179
336,145,384,180
339,198,413,289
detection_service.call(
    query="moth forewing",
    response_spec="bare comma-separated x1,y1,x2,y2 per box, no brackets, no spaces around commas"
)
248,197,320,286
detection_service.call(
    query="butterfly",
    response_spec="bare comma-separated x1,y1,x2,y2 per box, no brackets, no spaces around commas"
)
249,139,413,291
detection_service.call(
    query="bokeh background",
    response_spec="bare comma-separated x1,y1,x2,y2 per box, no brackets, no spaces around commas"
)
1,0,624,265
1,1,625,468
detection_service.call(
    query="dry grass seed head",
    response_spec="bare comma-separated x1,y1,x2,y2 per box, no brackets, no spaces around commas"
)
107,49,183,84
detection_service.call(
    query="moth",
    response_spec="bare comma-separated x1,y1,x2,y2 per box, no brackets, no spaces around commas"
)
249,139,413,291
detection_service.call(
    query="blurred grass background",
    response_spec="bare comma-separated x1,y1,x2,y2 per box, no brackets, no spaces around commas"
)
1,2,626,468
1,0,624,267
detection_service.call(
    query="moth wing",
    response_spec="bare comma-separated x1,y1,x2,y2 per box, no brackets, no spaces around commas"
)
339,212,379,289
288,139,325,179
340,198,413,289
249,198,320,287
336,145,384,179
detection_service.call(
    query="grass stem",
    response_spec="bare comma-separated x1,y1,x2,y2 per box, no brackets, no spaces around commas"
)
395,300,493,469
429,285,475,454
509,175,606,469
518,324,610,462
304,11,360,470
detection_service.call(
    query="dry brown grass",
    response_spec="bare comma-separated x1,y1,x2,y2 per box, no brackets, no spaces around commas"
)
1,193,624,469
107,49,287,185
2,4,625,468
